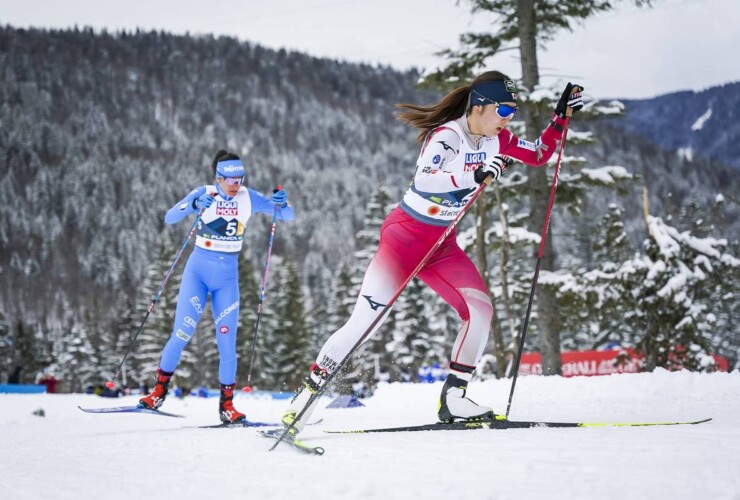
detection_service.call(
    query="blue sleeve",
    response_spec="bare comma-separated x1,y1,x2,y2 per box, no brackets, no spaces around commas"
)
164,186,206,224
248,189,295,221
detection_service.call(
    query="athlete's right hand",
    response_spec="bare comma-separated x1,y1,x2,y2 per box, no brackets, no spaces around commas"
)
194,192,215,210
474,155,511,184
554,82,585,118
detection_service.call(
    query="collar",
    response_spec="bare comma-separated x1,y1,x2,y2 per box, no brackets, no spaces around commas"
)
456,115,485,150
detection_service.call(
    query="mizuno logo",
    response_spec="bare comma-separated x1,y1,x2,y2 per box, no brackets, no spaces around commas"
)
437,141,455,152
363,295,387,311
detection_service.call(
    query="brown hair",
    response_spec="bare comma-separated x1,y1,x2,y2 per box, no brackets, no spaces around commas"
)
210,149,240,177
396,71,511,143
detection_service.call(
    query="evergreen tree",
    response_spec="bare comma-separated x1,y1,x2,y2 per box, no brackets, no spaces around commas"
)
650,193,740,368
0,313,11,383
84,294,115,386
54,322,99,392
9,320,49,385
256,258,310,390
277,260,312,389
236,252,260,386
325,262,355,338
251,256,282,390
562,203,739,371
347,186,394,390
179,302,219,389
133,237,183,386
388,279,437,376
110,299,139,389
629,214,739,371
423,0,652,375
543,197,636,352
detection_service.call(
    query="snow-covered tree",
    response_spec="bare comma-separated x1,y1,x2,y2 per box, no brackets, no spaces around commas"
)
346,186,395,390
178,302,219,389
8,319,51,385
324,262,355,341
256,258,310,390
53,322,99,392
236,252,260,385
388,279,437,376
132,237,183,385
628,214,739,371
0,313,11,383
109,299,139,389
548,204,739,372
421,0,653,375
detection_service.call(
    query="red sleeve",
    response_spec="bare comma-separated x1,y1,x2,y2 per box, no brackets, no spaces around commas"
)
498,113,568,167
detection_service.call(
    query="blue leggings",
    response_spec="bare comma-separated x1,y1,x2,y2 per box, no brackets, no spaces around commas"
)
159,247,240,385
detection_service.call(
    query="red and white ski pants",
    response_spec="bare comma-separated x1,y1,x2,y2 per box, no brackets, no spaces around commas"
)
315,207,493,375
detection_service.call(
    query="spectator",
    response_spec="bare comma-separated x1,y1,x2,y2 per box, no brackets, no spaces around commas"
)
38,370,59,393
8,365,22,384
417,363,433,383
431,362,446,382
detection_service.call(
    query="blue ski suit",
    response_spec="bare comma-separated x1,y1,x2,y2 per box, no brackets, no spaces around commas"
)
158,184,294,384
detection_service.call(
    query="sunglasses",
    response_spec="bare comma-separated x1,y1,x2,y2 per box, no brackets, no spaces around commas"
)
470,90,518,118
494,102,518,118
219,176,244,186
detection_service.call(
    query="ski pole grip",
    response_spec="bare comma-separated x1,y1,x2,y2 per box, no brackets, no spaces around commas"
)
273,184,282,194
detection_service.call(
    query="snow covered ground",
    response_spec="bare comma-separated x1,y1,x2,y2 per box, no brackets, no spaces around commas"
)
1,370,739,500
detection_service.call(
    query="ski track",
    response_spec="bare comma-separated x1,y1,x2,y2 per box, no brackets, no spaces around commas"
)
1,371,739,500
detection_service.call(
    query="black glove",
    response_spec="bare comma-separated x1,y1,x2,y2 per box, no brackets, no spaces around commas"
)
474,155,511,184
554,82,584,118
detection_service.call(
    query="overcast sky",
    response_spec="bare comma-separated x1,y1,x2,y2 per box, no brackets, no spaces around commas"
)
3,0,739,99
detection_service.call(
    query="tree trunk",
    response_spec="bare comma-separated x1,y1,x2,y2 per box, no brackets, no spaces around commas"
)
476,200,506,378
492,184,518,375
517,0,561,375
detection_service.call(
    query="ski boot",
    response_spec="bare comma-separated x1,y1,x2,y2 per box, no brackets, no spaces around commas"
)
219,384,247,424
437,372,495,423
281,363,329,435
138,369,173,410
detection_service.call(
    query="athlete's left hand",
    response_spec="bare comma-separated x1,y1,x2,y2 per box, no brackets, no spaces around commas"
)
272,188,288,207
474,155,511,184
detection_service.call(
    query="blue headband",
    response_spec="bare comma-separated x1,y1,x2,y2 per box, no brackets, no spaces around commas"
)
216,159,245,178
468,80,519,109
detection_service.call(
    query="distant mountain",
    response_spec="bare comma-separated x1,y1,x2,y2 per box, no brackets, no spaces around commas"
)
612,81,740,171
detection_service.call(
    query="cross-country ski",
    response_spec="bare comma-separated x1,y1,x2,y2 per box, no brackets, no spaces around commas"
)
259,428,325,455
327,417,713,434
77,405,185,418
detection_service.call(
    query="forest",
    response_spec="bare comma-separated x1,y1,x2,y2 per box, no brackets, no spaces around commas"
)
0,25,737,393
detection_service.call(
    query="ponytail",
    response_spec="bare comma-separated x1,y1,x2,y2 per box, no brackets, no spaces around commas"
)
396,71,512,143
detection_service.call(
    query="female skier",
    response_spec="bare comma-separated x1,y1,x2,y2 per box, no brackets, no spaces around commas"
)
282,71,583,433
139,150,294,423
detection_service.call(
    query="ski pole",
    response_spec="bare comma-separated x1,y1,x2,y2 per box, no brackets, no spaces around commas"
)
246,186,282,384
504,105,575,418
270,177,494,451
106,204,208,389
